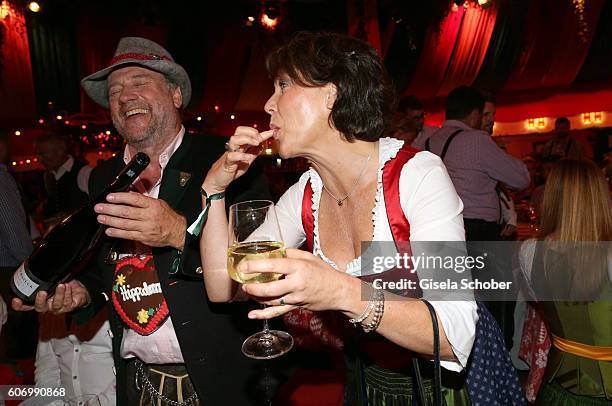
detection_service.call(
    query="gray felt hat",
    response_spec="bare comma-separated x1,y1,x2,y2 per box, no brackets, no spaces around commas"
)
81,37,191,109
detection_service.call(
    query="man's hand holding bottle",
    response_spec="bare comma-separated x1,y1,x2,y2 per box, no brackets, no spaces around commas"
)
12,279,90,314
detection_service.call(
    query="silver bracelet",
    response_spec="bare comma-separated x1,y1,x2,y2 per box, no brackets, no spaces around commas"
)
348,284,376,325
361,289,385,333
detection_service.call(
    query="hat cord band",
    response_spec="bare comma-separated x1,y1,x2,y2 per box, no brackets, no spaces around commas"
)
110,52,172,65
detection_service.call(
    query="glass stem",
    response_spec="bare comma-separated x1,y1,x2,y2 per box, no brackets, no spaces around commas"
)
262,304,270,334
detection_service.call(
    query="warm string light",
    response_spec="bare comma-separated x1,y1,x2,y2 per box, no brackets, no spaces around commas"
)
10,111,128,170
12,157,39,167
30,105,270,162
572,0,589,43
27,1,40,12
261,13,278,29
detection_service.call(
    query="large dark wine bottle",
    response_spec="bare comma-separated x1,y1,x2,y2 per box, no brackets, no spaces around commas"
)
11,152,150,304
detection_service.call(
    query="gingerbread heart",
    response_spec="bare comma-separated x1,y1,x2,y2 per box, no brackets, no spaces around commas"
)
111,255,169,335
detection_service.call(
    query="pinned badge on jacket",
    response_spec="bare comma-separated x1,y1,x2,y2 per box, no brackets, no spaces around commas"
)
179,172,191,187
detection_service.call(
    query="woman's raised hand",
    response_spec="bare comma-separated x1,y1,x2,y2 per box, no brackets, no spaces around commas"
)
202,127,274,193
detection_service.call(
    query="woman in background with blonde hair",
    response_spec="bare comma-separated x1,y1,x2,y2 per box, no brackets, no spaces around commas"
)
519,159,612,405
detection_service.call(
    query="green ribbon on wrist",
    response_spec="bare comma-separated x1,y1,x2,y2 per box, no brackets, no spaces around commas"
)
187,188,225,236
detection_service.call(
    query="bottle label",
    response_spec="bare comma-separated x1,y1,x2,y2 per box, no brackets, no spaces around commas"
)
13,263,39,296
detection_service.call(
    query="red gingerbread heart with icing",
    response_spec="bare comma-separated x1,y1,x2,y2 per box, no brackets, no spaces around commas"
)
111,255,169,335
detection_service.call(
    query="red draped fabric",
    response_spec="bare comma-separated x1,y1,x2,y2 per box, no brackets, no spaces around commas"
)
405,4,497,99
196,28,251,113
495,85,612,122
0,1,37,124
405,7,465,99
504,0,604,91
437,3,498,96
540,0,604,87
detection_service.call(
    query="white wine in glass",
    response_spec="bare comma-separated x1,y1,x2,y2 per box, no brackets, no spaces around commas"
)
228,200,293,359
228,241,285,283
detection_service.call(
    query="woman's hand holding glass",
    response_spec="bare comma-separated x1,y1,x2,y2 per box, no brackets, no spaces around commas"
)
228,200,293,359
240,248,353,320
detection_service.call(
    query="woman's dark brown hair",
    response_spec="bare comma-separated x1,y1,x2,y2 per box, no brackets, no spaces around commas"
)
266,31,396,142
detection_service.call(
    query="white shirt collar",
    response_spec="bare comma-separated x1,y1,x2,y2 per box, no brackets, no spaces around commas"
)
52,155,74,180
122,126,185,171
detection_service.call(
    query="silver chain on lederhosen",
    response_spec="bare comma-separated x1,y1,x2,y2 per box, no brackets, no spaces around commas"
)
135,360,199,406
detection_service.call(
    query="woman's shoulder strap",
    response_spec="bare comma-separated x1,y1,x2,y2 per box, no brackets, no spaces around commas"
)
300,145,418,251
382,144,418,243
301,175,315,252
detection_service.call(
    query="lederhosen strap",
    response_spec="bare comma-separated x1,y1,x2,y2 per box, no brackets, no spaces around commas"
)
425,129,464,161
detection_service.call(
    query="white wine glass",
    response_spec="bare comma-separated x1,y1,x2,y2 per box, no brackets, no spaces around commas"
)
228,200,293,359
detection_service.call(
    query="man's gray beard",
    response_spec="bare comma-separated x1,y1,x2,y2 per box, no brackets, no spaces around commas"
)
123,127,162,150
115,117,166,150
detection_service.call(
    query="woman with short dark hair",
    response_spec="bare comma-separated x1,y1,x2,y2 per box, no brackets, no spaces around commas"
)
265,31,395,143
199,32,477,404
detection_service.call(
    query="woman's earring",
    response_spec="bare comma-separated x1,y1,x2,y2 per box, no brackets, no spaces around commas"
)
325,94,333,110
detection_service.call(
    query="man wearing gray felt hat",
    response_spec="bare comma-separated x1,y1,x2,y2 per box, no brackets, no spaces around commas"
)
81,36,192,109
14,36,270,405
